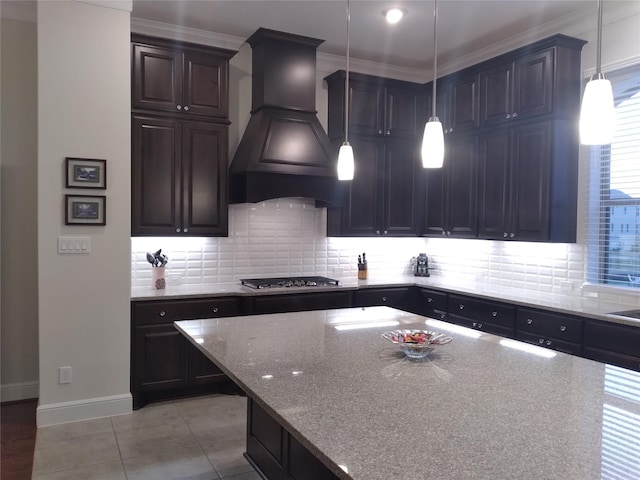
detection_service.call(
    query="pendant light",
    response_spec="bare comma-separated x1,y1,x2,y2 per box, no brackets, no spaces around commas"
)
579,0,615,145
337,0,355,180
421,0,444,168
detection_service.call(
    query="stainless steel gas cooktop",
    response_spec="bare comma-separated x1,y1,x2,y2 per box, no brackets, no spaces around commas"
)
240,276,339,289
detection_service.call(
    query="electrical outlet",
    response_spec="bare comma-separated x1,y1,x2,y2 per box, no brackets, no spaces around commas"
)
59,366,72,384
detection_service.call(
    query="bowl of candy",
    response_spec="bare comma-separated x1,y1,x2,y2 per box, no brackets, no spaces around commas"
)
382,329,452,359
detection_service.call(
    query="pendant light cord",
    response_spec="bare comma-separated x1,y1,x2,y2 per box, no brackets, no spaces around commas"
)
431,0,438,118
345,0,351,143
596,0,603,76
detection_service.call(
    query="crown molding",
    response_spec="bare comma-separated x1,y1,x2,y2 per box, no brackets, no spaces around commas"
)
317,52,428,84
130,17,245,51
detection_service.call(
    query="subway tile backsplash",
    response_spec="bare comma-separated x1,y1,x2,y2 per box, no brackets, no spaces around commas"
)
131,198,640,307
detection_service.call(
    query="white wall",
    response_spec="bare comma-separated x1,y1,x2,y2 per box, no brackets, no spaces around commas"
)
37,0,132,425
0,16,39,402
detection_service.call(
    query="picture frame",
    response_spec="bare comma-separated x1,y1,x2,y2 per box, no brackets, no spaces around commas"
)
65,195,106,226
65,157,106,189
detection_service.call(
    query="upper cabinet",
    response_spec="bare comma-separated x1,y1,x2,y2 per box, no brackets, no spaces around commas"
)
434,71,481,135
132,38,232,119
326,71,425,140
131,35,236,237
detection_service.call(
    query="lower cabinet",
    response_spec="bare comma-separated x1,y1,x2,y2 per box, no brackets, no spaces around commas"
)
448,294,516,337
131,297,242,409
352,287,412,309
246,398,340,480
405,287,448,320
250,291,351,315
583,320,640,372
515,307,583,355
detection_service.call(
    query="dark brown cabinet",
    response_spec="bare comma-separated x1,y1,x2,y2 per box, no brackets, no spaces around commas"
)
132,37,232,119
515,307,583,355
250,291,351,315
327,137,423,236
584,320,640,372
434,71,481,135
404,287,448,320
478,119,577,242
326,71,424,140
132,115,229,236
448,294,516,337
131,35,235,237
353,287,412,309
131,297,242,408
424,134,478,238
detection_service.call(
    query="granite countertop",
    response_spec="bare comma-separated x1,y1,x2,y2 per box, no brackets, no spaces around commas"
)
176,306,640,480
132,274,640,327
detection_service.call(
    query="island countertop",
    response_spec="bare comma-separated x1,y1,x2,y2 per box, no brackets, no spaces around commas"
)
176,306,640,480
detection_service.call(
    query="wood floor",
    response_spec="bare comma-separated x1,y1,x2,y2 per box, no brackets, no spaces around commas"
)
1,399,38,480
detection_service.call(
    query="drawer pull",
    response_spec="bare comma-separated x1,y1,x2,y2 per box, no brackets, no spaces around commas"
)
477,323,483,329
427,297,433,303
546,340,552,346
491,311,498,317
559,325,566,332
459,304,464,310
539,338,544,344
213,307,219,313
527,318,533,325
382,296,387,302
159,311,166,317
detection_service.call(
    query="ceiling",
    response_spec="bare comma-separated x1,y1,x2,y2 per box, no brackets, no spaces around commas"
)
131,0,598,70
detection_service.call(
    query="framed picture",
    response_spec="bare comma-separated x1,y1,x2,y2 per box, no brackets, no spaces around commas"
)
65,195,106,225
65,157,106,189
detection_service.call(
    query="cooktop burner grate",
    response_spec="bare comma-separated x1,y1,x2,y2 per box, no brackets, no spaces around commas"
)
240,276,340,289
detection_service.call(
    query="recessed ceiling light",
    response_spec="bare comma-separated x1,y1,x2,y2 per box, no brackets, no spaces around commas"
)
383,8,406,24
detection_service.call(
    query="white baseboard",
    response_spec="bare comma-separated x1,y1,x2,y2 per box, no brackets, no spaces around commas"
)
0,381,39,402
36,393,132,427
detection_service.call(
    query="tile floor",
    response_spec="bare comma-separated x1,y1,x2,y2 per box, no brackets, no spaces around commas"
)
31,393,261,480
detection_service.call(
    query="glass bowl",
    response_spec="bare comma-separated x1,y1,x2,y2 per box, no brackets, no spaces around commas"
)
382,329,452,359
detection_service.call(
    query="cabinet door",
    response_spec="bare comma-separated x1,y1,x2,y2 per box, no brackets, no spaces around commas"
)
445,135,478,237
384,85,421,138
132,115,181,235
181,121,228,236
132,44,182,113
513,49,554,120
424,167,446,236
182,50,229,118
133,324,188,392
352,287,411,308
348,81,383,137
478,129,510,239
329,137,383,236
448,72,480,133
481,61,514,126
188,346,225,386
251,291,351,315
383,141,422,235
509,121,551,241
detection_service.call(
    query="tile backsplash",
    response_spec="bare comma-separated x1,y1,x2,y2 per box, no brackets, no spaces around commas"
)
131,198,640,307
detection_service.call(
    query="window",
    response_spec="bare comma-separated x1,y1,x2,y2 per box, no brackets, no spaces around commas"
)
588,65,640,288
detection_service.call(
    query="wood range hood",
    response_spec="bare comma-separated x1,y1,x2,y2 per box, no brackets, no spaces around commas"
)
229,28,345,206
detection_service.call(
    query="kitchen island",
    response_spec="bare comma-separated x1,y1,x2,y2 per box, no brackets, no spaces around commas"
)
176,306,640,480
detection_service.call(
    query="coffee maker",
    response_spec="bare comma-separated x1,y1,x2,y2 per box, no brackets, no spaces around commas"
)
414,253,430,277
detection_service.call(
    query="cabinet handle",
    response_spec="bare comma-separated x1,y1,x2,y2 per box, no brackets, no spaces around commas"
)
427,297,433,303
510,233,515,238
386,130,391,135
539,338,544,344
447,231,452,236
159,311,166,317
382,296,387,302
506,113,511,119
527,318,533,325
184,105,189,111
441,231,446,236
213,307,219,313
559,325,567,332
491,311,498,317
459,304,464,310
378,129,383,135
512,112,518,118
376,230,380,235
477,323,483,329
383,230,388,235
176,105,182,110
183,228,189,233
176,228,181,233
546,340,552,346
503,232,508,238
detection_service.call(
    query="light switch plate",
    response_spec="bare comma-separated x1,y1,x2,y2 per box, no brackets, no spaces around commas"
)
58,236,91,254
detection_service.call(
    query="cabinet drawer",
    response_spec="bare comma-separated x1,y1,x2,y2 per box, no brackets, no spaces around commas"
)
353,287,411,307
584,320,640,359
416,288,448,311
516,331,582,356
516,308,583,343
448,314,515,337
252,291,351,315
133,297,241,325
448,294,515,327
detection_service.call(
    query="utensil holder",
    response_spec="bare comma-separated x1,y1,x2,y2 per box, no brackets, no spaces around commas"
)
152,266,166,289
358,265,368,280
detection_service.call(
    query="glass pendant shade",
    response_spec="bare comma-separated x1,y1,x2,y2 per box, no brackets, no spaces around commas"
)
579,74,615,145
337,142,355,180
421,118,444,168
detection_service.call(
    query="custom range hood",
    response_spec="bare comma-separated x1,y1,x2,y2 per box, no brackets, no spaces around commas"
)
229,28,344,205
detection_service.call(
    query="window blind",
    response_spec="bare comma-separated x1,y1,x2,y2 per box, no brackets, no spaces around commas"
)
587,65,640,287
